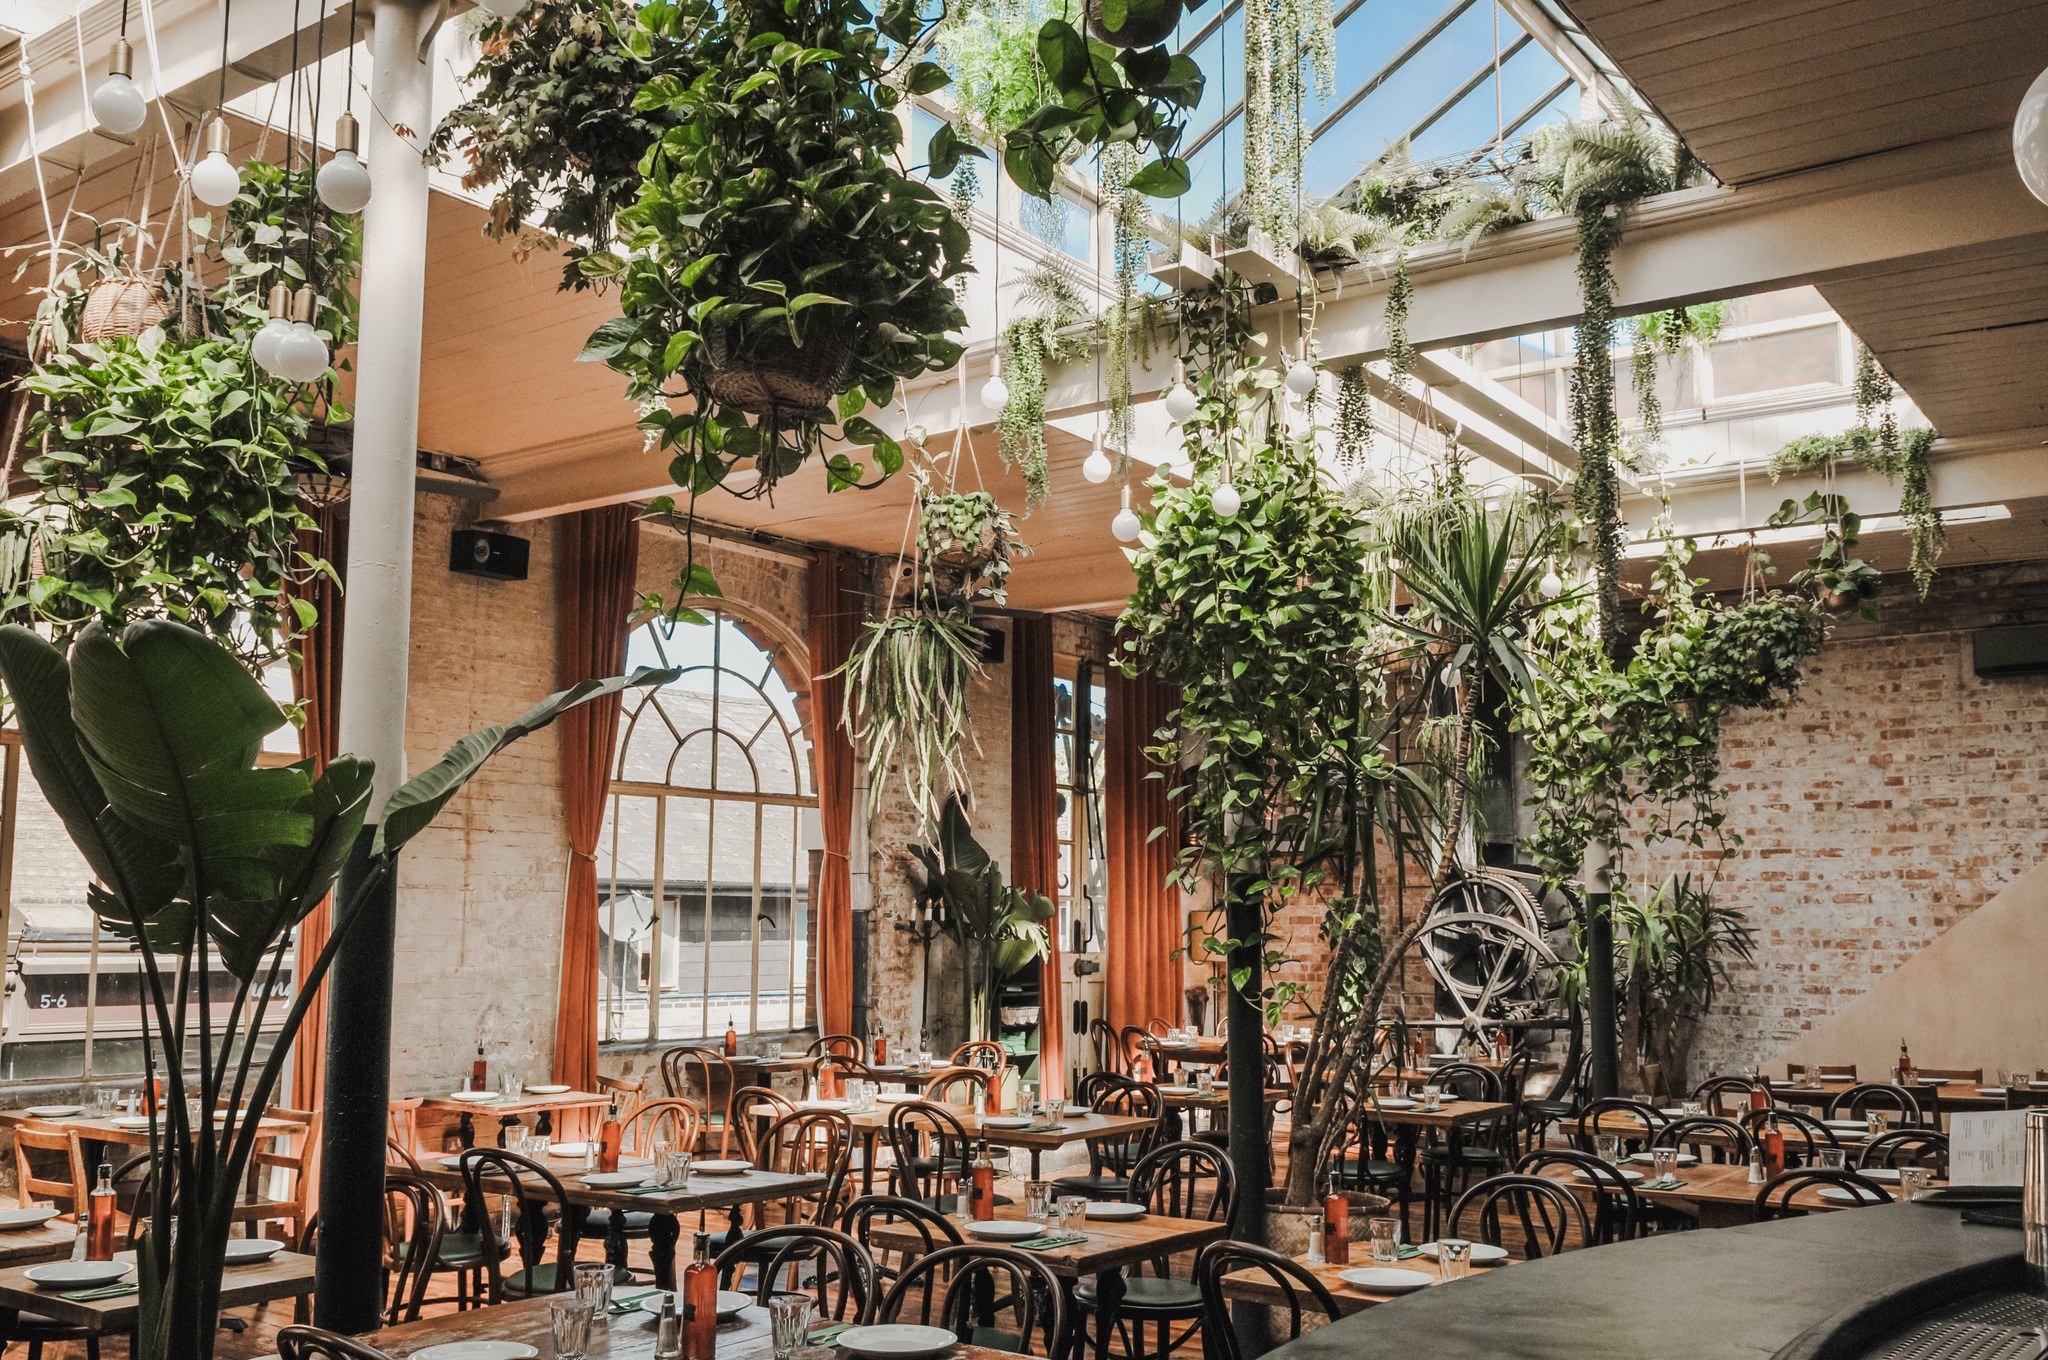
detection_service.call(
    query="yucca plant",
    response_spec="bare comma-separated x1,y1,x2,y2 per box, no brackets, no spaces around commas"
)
842,608,984,829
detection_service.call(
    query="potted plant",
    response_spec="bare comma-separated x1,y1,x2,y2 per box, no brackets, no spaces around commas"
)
0,619,671,1360
907,795,1055,1044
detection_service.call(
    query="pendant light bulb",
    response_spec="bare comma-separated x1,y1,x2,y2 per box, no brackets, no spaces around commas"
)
274,287,331,384
1111,485,1142,543
1082,431,1112,484
1284,349,1317,397
980,352,1009,411
1162,357,1198,424
91,38,148,136
316,112,373,214
1441,663,1462,691
1539,558,1564,599
191,120,241,207
252,284,294,375
1211,476,1241,519
2017,64,2048,206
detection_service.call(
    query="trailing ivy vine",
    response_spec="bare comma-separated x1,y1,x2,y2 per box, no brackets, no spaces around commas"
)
996,266,1091,505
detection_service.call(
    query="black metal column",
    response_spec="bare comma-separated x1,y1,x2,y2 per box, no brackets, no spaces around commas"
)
1584,887,1619,1100
1224,873,1268,1244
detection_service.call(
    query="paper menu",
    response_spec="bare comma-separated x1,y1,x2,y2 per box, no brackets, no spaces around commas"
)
1951,1109,2028,1185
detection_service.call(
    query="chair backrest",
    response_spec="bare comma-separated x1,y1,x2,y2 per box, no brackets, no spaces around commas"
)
624,1097,702,1158
1261,1034,1298,1088
923,1066,993,1107
12,1120,87,1215
1075,1069,1138,1109
809,1034,868,1063
1916,1067,1982,1083
1690,1075,1764,1120
727,1085,799,1160
715,1223,877,1323
1753,1169,1893,1221
1827,1084,1924,1125
660,1047,735,1130
948,1041,1007,1073
879,1244,1065,1355
595,1072,643,1101
839,1194,964,1288
1429,1062,1502,1103
1129,1140,1235,1223
1145,1018,1173,1038
1570,1098,1667,1155
1860,1129,1949,1176
1118,1026,1153,1075
387,1099,422,1162
381,1171,447,1326
276,1325,395,1360
253,1107,321,1230
757,1109,854,1225
1195,1240,1342,1360
1515,1148,1640,1243
1740,1107,1840,1164
1088,1019,1124,1075
458,1147,581,1301
1787,1062,1858,1082
1447,1173,1591,1257
1656,1116,1751,1164
1087,1081,1164,1177
886,1101,973,1203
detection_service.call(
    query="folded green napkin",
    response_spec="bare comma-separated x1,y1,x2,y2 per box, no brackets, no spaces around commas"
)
1644,1177,1687,1191
62,1284,138,1302
609,1290,660,1314
620,1184,678,1196
806,1322,853,1348
1397,1246,1423,1260
1017,1235,1087,1252
1018,1122,1065,1134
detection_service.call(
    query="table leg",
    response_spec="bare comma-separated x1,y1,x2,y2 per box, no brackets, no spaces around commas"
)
606,1207,630,1273
861,1129,879,1196
1029,1150,1042,1180
650,1212,682,1291
536,1110,556,1139
457,1113,477,1148
1092,1267,1125,1360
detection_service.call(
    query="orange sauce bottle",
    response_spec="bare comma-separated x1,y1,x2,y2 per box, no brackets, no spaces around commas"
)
969,1141,995,1221
682,1230,718,1359
86,1163,117,1261
1322,1174,1350,1265
1763,1113,1786,1178
597,1096,622,1173
723,1018,737,1058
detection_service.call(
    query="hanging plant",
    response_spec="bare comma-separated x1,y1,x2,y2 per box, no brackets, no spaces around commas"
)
1627,302,1725,453
920,485,1025,607
1104,142,1148,462
996,266,1092,505
1334,362,1373,469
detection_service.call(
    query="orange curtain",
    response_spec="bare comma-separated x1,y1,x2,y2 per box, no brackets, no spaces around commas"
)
1010,617,1063,1096
289,499,348,1115
552,505,641,1092
809,550,861,1038
1105,661,1182,1032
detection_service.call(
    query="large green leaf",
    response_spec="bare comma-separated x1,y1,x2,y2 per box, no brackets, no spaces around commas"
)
376,667,677,855
68,620,313,905
208,754,376,983
0,624,180,920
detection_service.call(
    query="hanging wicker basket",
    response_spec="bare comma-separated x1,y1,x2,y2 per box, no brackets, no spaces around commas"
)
78,275,169,343
703,325,854,419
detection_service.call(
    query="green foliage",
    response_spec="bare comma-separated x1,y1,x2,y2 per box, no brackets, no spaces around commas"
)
1627,302,1726,452
997,267,1092,505
1243,0,1336,236
430,0,695,292
918,482,1024,607
841,606,985,830
0,618,670,1360
1766,491,1884,618
998,15,1204,199
585,0,967,504
931,0,1062,148
1334,362,1372,469
906,794,1056,1040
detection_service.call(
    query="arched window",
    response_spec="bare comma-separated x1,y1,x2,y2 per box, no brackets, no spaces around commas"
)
597,610,818,1045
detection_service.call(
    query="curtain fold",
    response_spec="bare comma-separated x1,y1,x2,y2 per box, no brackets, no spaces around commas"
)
1105,661,1182,1033
552,505,641,1092
809,550,861,1039
1009,617,1063,1096
289,500,348,1116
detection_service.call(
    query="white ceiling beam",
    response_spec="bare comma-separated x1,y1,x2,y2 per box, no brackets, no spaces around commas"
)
1409,347,1577,470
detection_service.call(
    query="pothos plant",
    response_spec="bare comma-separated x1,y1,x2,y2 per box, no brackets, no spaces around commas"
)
996,265,1093,504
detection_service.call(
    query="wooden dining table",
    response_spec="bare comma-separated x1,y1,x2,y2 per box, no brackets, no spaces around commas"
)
416,1088,612,1149
1153,1083,1291,1141
839,1099,1160,1184
0,1106,301,1150
0,1248,315,1338
1761,1077,2008,1116
409,1156,828,1289
1538,1161,1930,1230
868,1201,1228,1360
1220,1245,1511,1316
0,1220,85,1268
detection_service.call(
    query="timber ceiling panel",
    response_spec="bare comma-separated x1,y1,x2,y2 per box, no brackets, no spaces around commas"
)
1562,0,2048,186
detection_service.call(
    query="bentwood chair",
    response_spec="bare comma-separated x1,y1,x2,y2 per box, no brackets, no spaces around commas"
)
949,1040,1007,1073
1071,1143,1234,1359
923,1065,994,1107
839,1194,964,1290
1419,1063,1509,1235
1446,1174,1591,1258
1916,1067,1983,1085
587,1097,703,1254
1740,1107,1841,1167
276,1327,395,1360
1121,1026,1156,1078
1051,1080,1163,1202
1690,1075,1764,1120
880,1245,1066,1355
809,1034,869,1064
1194,1242,1342,1360
378,1171,449,1326
661,1047,737,1146
1786,1063,1858,1083
1861,1129,1949,1177
1089,1019,1125,1075
726,1084,799,1159
1570,1098,1668,1157
1516,1148,1644,1244
458,1148,626,1302
756,1109,855,1227
1753,1169,1892,1221
1656,1116,1752,1165
1,1123,101,1358
715,1224,877,1323
1827,1083,1926,1127
887,1100,976,1211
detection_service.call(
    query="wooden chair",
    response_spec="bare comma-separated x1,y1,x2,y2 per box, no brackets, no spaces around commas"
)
755,1109,854,1227
586,1098,704,1258
1089,1019,1124,1075
923,1066,993,1107
1754,1169,1892,1221
1689,1075,1762,1120
1073,1143,1233,1358
1050,1079,1162,1201
881,1244,1066,1356
1786,1063,1857,1082
948,1040,1007,1073
379,1171,448,1326
715,1223,876,1322
1194,1242,1341,1360
1516,1147,1644,1244
458,1148,623,1302
1570,1098,1667,1157
1656,1116,1752,1165
240,1107,320,1243
387,1099,423,1163
809,1034,868,1064
727,1085,799,1160
1861,1129,1949,1177
661,1047,736,1146
595,1072,644,1102
276,1327,394,1360
12,1121,88,1219
1446,1173,1591,1258
886,1101,975,1210
838,1194,963,1290
1916,1067,1983,1084
1740,1107,1841,1167
1827,1083,1927,1127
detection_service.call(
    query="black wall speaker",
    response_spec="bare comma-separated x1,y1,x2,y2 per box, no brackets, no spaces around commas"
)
1973,623,2048,678
449,529,530,582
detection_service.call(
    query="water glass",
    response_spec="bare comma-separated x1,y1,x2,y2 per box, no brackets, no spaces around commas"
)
1867,1111,1891,1135
664,1150,694,1188
1194,1069,1215,1097
1056,1195,1089,1239
550,1298,595,1360
1419,1085,1444,1110
1815,1147,1845,1172
505,1076,525,1103
1366,1215,1401,1263
572,1260,612,1318
1019,1083,1037,1118
1043,1099,1066,1123
1390,1080,1410,1102
1024,1180,1054,1221
1650,1148,1680,1183
1595,1133,1623,1165
770,1293,815,1360
651,1137,672,1170
2010,1071,2029,1091
1680,1101,1703,1118
1900,1166,1933,1201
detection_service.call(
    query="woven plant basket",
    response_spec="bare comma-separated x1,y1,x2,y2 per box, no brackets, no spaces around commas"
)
1264,1189,1392,1256
78,275,169,343
703,325,853,418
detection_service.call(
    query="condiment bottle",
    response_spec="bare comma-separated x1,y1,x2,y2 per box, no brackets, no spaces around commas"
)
1763,1112,1786,1179
969,1140,996,1221
723,1018,737,1058
597,1095,623,1174
682,1230,718,1359
1322,1173,1350,1266
654,1292,682,1359
472,1044,488,1093
86,1162,117,1261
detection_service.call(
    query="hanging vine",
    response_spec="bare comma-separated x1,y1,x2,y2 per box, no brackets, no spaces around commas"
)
1627,302,1725,455
1335,362,1373,469
996,266,1091,506
1105,142,1147,464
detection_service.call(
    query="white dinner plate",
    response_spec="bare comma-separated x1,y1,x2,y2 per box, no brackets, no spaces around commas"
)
692,1160,753,1176
1817,1186,1884,1204
447,1091,499,1104
1158,1086,1196,1096
631,1290,753,1320
2031,1081,2048,1090
1627,1152,1698,1166
1335,1267,1433,1293
1084,1201,1147,1221
0,1208,58,1231
837,1324,959,1357
23,1105,82,1118
1977,1087,2008,1097
111,1115,156,1130
1824,1119,1870,1130
526,1084,571,1095
981,1116,1033,1129
878,1093,918,1104
1062,1106,1094,1118
1859,1167,1902,1183
1658,1108,1687,1117
547,1142,589,1157
799,1099,847,1111
1373,1098,1418,1110
581,1171,646,1188
411,1344,540,1360
1918,1078,1951,1087
224,1239,284,1265
1416,1241,1508,1264
1572,1167,1645,1183
25,1261,129,1290
964,1219,1046,1241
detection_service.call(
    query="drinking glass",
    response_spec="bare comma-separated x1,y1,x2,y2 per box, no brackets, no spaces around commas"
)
1421,1085,1444,1110
770,1293,815,1360
1436,1238,1473,1282
1056,1195,1089,1239
505,1076,525,1103
1651,1148,1680,1183
1680,1101,1703,1118
665,1151,693,1188
550,1298,595,1360
1194,1070,1214,1097
1390,1080,1410,1102
1899,1166,1933,1201
1043,1099,1066,1122
1024,1180,1054,1221
2010,1071,2029,1091
1867,1111,1891,1135
1595,1133,1623,1165
1019,1083,1037,1118
651,1137,672,1171
1366,1215,1400,1264
572,1260,612,1318
1815,1147,1845,1172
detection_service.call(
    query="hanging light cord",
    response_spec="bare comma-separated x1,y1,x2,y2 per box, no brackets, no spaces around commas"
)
343,0,359,111
284,0,302,176
305,0,329,283
216,0,230,113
